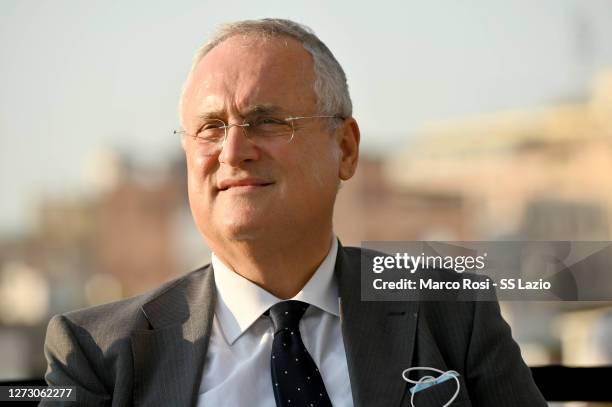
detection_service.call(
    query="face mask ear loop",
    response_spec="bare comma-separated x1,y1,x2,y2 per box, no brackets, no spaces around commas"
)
402,367,461,407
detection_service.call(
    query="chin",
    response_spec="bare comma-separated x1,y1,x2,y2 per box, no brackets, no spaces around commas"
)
225,231,258,242
220,216,266,242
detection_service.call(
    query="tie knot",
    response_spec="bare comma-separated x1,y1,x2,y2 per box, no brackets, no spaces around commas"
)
268,300,309,333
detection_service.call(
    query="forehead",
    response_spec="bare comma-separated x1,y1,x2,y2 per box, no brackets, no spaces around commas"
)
182,35,317,120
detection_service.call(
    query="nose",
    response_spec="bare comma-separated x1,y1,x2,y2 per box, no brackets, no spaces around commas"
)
218,123,259,166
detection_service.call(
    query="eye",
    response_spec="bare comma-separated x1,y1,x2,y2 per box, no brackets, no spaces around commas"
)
195,119,226,142
249,117,292,132
252,117,287,126
247,117,293,139
199,120,226,131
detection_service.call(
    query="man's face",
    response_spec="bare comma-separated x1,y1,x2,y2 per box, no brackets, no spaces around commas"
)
180,35,355,246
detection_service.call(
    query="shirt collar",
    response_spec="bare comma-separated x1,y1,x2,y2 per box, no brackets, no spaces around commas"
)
212,237,339,345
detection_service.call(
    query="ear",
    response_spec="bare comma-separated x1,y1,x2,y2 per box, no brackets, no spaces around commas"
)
337,117,360,180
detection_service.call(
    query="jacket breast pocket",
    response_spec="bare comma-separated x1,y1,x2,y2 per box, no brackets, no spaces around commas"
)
401,374,471,407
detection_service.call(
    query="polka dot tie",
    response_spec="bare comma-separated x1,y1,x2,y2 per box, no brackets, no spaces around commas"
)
268,300,333,407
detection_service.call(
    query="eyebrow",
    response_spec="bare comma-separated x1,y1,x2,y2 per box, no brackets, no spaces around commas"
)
196,104,287,121
242,104,286,116
196,109,226,121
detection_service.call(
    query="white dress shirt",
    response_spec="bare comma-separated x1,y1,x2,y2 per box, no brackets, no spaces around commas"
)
197,238,354,406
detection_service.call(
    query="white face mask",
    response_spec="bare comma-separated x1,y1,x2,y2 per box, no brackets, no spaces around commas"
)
402,366,461,407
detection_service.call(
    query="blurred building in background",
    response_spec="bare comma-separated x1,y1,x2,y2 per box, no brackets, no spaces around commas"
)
1,71,612,381
0,151,209,379
382,70,612,241
336,71,612,244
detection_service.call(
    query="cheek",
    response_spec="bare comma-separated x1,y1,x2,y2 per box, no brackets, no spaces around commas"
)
309,141,341,182
288,141,341,193
185,148,218,193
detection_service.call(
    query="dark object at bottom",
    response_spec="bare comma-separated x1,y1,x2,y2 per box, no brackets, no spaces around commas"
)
530,365,612,401
3,366,612,403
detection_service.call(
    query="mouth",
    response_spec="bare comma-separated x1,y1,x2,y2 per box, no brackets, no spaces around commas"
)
217,179,275,192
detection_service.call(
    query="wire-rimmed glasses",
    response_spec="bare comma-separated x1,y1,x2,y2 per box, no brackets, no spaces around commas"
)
174,115,344,156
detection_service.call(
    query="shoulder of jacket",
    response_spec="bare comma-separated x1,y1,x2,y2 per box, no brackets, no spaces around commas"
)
56,264,212,335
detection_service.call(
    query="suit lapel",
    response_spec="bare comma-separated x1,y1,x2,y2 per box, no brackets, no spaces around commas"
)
336,242,419,407
131,266,216,407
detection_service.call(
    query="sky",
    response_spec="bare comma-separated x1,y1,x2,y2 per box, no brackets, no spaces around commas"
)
1,0,612,235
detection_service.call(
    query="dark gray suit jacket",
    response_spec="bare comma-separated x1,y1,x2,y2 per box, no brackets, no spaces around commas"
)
42,243,547,406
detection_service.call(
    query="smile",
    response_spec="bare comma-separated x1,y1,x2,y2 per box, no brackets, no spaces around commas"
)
220,184,273,192
217,179,275,192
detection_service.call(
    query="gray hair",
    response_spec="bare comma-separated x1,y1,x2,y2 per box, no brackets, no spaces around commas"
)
180,18,352,122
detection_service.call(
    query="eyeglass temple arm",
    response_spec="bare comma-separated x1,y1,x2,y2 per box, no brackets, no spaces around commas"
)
285,115,345,121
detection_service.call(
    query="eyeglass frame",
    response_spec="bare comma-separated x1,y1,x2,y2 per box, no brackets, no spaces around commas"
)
174,114,345,154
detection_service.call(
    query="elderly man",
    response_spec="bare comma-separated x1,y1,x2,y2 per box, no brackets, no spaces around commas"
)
42,18,546,406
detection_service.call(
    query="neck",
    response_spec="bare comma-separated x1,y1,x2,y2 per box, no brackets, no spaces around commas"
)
210,228,334,299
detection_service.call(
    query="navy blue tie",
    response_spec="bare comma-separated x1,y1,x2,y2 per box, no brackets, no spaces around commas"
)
268,300,333,407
